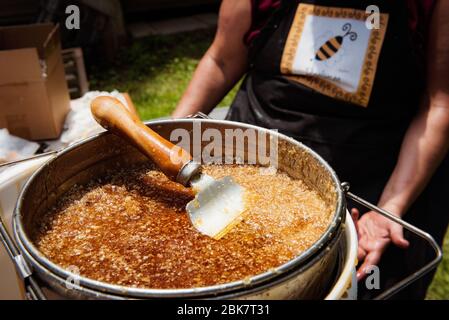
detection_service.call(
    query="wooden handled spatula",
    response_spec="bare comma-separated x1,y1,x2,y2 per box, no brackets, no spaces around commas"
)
91,96,246,239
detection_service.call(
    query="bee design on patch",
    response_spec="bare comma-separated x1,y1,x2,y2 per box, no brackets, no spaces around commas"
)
315,23,358,61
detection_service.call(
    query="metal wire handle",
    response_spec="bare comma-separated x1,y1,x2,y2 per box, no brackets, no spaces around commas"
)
342,182,443,300
0,151,58,170
185,112,211,119
0,215,47,300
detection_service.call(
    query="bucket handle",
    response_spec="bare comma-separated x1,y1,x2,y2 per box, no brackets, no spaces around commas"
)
342,182,443,300
185,112,211,119
0,215,47,300
0,151,58,170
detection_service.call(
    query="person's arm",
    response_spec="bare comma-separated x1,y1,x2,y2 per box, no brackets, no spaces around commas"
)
355,0,449,280
172,0,251,118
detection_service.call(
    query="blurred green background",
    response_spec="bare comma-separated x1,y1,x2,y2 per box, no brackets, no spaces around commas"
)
90,30,449,300
90,30,236,120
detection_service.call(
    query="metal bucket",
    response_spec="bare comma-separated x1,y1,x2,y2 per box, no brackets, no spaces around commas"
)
0,119,442,300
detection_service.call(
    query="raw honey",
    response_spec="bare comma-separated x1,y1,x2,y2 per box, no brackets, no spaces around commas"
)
33,164,333,289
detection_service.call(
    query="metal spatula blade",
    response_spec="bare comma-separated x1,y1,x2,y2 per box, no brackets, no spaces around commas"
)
186,174,246,240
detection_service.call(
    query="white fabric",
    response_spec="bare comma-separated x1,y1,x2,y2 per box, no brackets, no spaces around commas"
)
291,16,372,93
60,90,129,145
0,129,39,164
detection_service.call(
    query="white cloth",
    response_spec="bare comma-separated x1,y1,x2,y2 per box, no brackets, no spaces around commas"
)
45,91,130,151
0,129,39,164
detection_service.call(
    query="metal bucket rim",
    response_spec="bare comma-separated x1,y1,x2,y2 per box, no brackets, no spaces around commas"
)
14,118,345,298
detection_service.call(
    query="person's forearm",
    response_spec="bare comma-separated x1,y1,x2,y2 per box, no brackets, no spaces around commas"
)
172,0,251,118
377,97,449,216
172,50,247,118
377,0,449,217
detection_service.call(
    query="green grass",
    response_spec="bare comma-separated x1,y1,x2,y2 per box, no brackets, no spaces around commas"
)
90,29,238,120
89,30,449,300
427,231,449,299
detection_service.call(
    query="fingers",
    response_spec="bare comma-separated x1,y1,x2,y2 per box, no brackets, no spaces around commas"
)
351,208,360,237
358,246,367,262
351,208,359,223
353,208,407,281
351,208,359,220
390,223,410,249
356,250,382,281
351,208,366,260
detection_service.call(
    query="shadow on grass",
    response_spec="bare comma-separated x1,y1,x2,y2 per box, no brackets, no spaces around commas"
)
91,30,213,84
89,30,221,120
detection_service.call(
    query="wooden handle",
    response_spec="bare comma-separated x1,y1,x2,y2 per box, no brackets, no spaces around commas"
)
91,96,191,181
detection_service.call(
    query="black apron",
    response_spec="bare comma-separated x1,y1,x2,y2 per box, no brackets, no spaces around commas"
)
226,0,449,299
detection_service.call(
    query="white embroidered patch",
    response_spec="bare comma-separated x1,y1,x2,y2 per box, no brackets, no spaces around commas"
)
292,17,371,93
281,4,389,107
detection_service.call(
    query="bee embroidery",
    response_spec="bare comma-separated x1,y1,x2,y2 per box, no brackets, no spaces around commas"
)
315,23,358,61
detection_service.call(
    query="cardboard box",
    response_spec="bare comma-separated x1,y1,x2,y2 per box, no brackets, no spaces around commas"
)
0,23,70,140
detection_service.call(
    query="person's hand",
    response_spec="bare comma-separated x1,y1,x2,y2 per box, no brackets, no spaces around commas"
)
351,208,410,281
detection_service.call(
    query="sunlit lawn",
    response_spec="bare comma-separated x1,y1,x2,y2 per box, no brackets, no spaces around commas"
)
89,29,449,300
90,29,236,120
